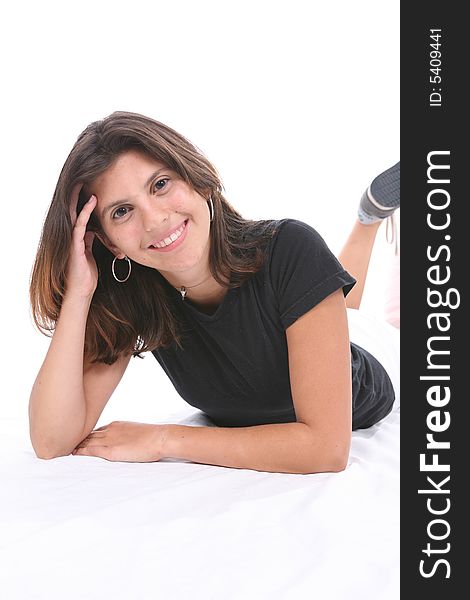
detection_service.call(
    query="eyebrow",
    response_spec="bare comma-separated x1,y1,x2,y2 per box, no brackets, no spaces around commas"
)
100,169,166,218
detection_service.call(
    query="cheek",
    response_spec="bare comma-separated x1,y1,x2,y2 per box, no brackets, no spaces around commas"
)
171,187,204,215
105,223,139,249
171,196,188,213
116,227,137,246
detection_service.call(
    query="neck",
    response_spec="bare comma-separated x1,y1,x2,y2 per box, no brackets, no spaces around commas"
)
161,267,228,306
180,272,213,291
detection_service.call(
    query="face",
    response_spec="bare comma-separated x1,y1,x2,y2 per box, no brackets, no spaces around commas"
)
90,150,212,282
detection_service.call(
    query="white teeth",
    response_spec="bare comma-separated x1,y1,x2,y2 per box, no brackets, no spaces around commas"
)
152,222,186,248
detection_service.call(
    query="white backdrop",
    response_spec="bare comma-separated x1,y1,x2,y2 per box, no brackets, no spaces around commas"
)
0,0,399,426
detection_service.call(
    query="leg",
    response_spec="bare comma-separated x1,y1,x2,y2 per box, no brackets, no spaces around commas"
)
341,162,400,310
339,220,382,309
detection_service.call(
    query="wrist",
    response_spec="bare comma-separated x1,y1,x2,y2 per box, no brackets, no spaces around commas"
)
159,424,184,459
61,292,94,313
158,424,176,459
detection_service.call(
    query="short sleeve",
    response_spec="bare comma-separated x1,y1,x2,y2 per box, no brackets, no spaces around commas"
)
268,219,356,329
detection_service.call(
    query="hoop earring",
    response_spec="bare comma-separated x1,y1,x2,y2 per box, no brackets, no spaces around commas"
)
207,196,214,222
112,256,132,283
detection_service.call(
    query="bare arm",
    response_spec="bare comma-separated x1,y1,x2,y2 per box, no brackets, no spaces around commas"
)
29,296,131,459
29,187,131,459
29,293,90,458
163,290,352,474
73,290,351,473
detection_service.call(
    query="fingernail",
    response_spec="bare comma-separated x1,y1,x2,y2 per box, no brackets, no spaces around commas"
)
88,195,96,202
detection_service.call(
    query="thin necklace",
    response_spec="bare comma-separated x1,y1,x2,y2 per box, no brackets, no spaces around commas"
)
179,274,212,300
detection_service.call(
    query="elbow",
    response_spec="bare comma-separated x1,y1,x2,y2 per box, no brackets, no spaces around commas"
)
325,431,351,473
302,455,349,475
29,430,54,460
301,455,349,475
32,443,64,460
34,447,72,460
329,454,349,473
29,421,81,460
33,446,69,460
31,441,53,459
32,438,76,459
326,441,350,473
30,434,74,460
301,438,350,475
35,451,56,461
297,422,351,474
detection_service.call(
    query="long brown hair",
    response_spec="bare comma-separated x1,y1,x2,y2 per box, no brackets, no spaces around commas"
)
30,111,277,364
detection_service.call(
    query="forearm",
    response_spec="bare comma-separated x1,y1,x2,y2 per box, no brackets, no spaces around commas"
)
29,294,92,458
164,422,349,475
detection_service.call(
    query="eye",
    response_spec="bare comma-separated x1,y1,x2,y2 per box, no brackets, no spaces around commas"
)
112,206,130,219
153,178,169,192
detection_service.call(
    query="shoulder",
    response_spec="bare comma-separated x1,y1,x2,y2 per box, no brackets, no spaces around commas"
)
264,218,356,328
267,218,335,273
269,218,329,253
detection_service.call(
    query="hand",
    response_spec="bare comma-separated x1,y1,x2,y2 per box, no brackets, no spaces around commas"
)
65,182,99,299
72,421,169,463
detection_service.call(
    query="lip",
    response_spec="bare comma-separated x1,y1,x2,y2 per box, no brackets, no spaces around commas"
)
147,219,189,253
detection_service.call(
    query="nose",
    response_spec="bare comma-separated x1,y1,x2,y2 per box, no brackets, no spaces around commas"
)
141,197,170,232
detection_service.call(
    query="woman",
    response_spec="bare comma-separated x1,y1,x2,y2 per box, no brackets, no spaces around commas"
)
29,111,400,474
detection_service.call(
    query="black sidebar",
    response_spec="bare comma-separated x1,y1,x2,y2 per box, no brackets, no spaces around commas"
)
401,2,466,596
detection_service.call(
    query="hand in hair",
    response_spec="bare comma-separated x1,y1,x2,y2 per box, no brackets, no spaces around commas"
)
71,421,169,463
65,183,99,299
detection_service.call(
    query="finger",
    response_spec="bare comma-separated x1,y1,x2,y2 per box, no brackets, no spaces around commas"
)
69,182,84,225
74,195,97,231
84,230,95,253
77,432,107,445
73,439,105,453
73,441,104,452
73,446,94,456
72,446,110,460
71,196,97,247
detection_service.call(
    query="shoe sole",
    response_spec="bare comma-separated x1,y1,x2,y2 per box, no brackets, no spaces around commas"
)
367,162,400,210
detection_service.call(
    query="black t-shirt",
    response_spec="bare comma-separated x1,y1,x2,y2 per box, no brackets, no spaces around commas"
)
152,219,395,430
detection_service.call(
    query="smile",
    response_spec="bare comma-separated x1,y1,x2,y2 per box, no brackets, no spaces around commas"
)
148,220,189,252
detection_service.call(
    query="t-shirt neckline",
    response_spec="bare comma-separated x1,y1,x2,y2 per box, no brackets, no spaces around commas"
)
178,285,239,321
162,278,240,322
